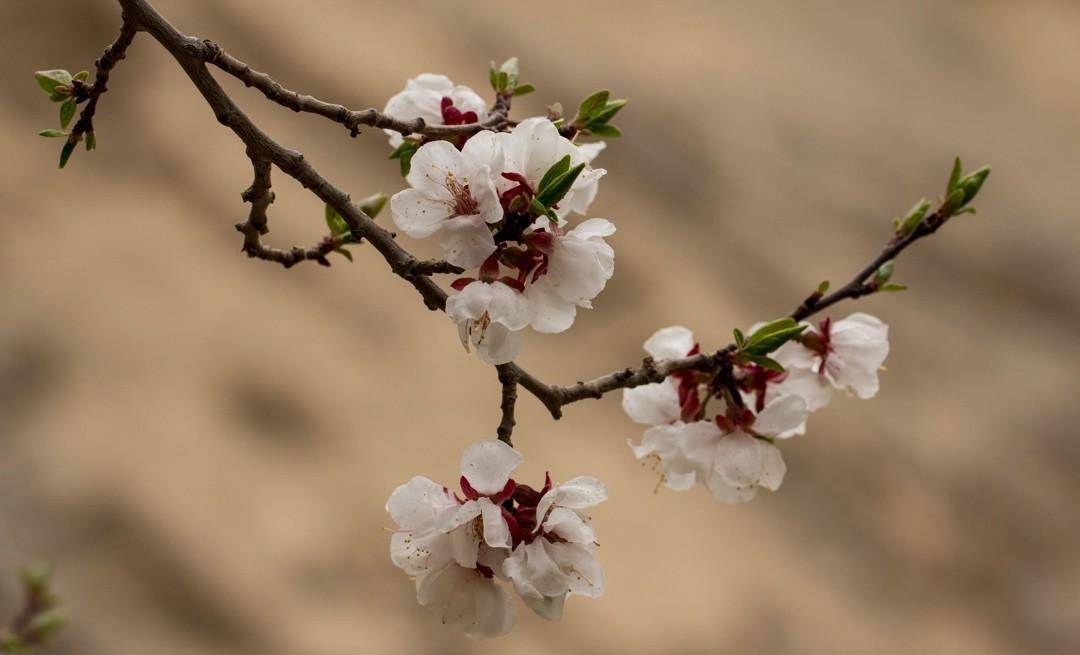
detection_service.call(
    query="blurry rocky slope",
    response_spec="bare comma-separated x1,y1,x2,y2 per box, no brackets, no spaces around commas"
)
1,1,1079,653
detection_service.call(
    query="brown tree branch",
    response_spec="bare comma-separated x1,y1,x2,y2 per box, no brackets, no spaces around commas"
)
67,18,137,149
495,364,518,445
196,40,510,139
94,0,972,429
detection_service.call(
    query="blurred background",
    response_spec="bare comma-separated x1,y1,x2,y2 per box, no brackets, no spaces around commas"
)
2,1,1079,653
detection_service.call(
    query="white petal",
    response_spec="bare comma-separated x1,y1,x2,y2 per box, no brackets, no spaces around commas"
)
524,276,578,334
643,326,695,360
507,117,564,184
705,473,758,504
486,282,530,331
546,541,604,598
521,590,566,621
391,527,453,575
542,507,596,545
753,395,809,439
521,539,570,597
446,281,493,322
561,166,606,216
460,440,524,496
477,544,509,581
447,84,489,119
828,313,889,399
544,234,612,305
576,141,606,163
713,430,766,489
621,380,680,425
449,518,480,569
549,476,608,509
569,217,616,240
770,366,833,413
461,130,504,174
772,339,819,371
439,215,496,269
757,441,787,491
478,497,511,549
390,188,449,239
407,73,454,94
474,323,523,365
416,563,516,639
406,140,468,195
386,476,457,531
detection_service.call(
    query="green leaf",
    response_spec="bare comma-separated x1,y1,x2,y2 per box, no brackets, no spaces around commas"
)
817,280,830,294
496,71,509,93
576,90,610,123
73,70,90,83
358,192,388,219
489,62,499,91
59,140,76,168
946,156,962,195
535,162,585,208
59,99,76,129
880,283,907,292
25,609,66,641
537,155,572,195
593,98,627,124
35,69,71,95
873,261,894,287
956,165,991,206
334,247,353,262
897,198,931,236
733,328,746,347
745,318,806,356
513,83,535,96
588,123,622,138
498,57,519,89
85,131,96,151
38,129,66,138
747,354,785,372
388,140,419,176
324,204,349,237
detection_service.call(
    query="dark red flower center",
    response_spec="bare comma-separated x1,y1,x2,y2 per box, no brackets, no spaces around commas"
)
440,96,478,125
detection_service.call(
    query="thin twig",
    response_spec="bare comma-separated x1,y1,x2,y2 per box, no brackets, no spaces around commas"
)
495,364,518,445
67,19,137,149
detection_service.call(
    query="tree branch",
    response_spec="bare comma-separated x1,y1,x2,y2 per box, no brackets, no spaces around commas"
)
99,0,972,428
67,18,137,150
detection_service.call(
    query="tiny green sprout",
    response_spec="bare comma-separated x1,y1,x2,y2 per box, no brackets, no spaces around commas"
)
873,261,894,288
358,192,388,219
34,70,72,98
942,157,991,215
817,280,830,294
895,198,931,237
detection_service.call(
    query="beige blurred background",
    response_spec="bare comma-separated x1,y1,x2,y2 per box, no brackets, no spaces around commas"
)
2,1,1080,653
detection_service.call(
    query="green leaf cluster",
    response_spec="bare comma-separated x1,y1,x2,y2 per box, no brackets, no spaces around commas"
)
35,69,93,168
733,318,808,371
942,157,990,216
573,89,626,137
489,57,534,96
388,140,419,176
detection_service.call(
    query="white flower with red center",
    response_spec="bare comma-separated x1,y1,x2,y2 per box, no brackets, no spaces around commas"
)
521,218,616,333
446,256,530,365
386,440,524,639
389,134,504,269
772,312,890,400
494,117,606,221
503,476,607,620
382,74,488,147
623,325,810,501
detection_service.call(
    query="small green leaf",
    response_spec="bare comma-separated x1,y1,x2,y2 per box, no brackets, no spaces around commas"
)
593,98,627,124
576,90,610,123
745,318,806,356
512,83,535,96
537,155,572,195
535,162,585,208
956,165,991,206
85,131,96,151
897,198,931,236
489,63,499,91
73,70,90,83
946,156,962,195
38,129,66,138
35,69,71,95
25,609,66,641
747,354,785,372
59,99,76,129
733,328,746,347
20,562,52,593
588,123,622,138
817,280,830,294
59,140,76,168
496,71,509,93
334,247,353,262
498,57,519,89
529,197,548,216
358,192,388,219
324,204,349,237
880,283,907,292
388,140,419,176
873,261,894,287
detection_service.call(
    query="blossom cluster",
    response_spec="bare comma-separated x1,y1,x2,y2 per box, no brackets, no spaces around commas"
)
386,75,614,364
624,313,889,502
386,440,607,639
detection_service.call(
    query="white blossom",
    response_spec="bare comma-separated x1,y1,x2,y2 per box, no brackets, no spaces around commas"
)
773,312,890,400
495,117,605,220
525,219,616,333
382,74,487,147
389,135,504,269
446,280,529,365
386,440,524,639
503,476,606,620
